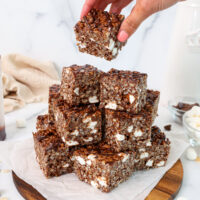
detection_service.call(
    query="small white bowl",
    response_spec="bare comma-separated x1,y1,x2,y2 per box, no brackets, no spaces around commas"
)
168,96,200,124
183,107,200,146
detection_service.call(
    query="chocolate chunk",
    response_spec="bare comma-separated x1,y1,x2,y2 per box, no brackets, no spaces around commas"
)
173,102,199,111
164,124,172,131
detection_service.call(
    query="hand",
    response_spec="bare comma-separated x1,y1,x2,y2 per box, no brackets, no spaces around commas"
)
81,0,183,42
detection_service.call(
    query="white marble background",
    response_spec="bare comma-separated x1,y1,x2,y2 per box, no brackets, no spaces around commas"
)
0,0,177,92
0,1,200,200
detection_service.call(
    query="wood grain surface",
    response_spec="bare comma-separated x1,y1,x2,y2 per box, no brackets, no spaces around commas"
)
12,159,183,200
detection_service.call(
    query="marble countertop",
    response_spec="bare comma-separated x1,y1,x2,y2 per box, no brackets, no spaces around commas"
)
0,0,200,199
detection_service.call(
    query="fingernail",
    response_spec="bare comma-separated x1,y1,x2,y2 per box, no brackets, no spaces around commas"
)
118,30,129,42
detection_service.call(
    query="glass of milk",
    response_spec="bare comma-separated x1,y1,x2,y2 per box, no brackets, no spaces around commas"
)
0,57,6,140
162,0,200,103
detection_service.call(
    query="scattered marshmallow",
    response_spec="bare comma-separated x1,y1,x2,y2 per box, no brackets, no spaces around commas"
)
186,147,197,160
16,118,26,128
1,169,11,174
177,197,187,200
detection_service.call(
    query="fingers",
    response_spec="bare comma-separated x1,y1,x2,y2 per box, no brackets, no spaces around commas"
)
80,0,99,19
97,0,110,11
110,0,133,14
117,5,150,42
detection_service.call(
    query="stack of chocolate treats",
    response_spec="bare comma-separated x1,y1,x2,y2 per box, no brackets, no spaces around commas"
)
33,65,170,193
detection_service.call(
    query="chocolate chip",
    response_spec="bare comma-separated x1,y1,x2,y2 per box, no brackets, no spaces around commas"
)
164,124,172,131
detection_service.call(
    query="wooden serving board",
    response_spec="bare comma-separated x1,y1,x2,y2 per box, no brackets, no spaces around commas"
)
12,159,183,200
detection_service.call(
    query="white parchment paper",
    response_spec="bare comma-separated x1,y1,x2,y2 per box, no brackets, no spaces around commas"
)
0,132,188,200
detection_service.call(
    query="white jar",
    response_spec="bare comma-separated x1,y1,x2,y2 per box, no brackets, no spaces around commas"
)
162,0,200,103
0,56,6,140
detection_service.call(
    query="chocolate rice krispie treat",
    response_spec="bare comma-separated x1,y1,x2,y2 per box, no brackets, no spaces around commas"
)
33,128,75,178
100,68,147,113
48,84,62,124
105,109,152,152
36,114,54,131
60,65,102,106
74,9,126,61
144,90,160,123
134,126,170,170
53,99,102,147
73,142,135,192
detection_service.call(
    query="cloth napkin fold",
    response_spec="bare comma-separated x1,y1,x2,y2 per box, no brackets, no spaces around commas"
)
1,54,60,113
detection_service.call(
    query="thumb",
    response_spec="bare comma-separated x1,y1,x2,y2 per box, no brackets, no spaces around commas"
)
117,5,150,42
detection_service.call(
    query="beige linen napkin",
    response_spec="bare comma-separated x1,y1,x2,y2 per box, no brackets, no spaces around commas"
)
1,54,60,113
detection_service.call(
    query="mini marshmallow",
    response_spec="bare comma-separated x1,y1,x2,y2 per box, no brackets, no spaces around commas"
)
186,147,197,161
71,130,79,136
76,156,86,165
63,163,69,168
83,117,91,123
140,152,149,159
66,140,79,146
122,154,129,163
146,159,154,167
74,87,79,95
88,154,96,161
108,38,115,50
91,181,98,189
134,129,143,137
88,121,97,129
129,95,135,104
16,118,26,128
115,133,125,141
157,160,165,167
177,197,187,200
83,137,93,142
112,47,118,56
86,160,92,166
96,177,107,187
127,125,133,133
89,96,99,103
105,102,117,110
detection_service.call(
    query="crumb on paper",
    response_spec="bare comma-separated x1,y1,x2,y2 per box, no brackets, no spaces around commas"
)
164,124,171,131
1,169,11,174
16,118,27,128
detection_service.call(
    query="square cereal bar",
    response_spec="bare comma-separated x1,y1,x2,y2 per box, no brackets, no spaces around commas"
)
36,114,54,131
134,126,170,170
60,65,101,106
100,68,147,113
33,128,75,178
48,84,62,123
105,109,151,152
73,142,135,192
74,9,126,61
54,99,102,146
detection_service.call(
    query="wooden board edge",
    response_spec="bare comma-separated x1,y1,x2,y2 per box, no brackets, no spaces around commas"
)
12,159,183,200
